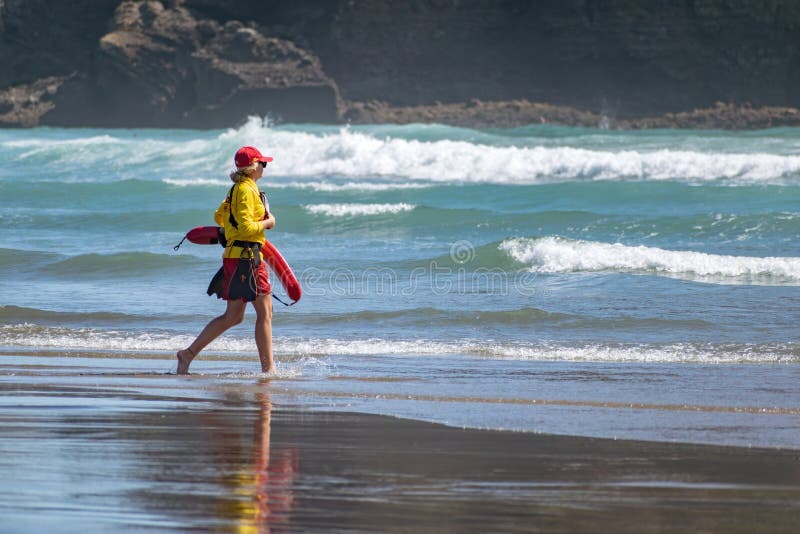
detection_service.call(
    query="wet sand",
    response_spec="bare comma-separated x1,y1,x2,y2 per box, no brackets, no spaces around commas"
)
1,372,799,532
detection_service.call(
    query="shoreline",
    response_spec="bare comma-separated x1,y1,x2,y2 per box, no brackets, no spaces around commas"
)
5,87,800,131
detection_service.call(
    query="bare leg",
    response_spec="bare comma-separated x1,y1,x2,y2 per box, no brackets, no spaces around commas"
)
177,299,246,374
252,294,275,373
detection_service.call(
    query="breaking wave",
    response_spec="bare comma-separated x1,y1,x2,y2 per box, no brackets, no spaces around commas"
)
6,118,800,185
500,237,800,283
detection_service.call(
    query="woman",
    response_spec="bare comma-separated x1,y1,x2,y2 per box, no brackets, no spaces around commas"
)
177,146,277,374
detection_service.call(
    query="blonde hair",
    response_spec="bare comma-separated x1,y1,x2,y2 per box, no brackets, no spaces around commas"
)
229,163,258,183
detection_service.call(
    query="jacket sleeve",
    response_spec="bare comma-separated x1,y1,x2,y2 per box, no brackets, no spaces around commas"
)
231,184,264,236
214,198,228,227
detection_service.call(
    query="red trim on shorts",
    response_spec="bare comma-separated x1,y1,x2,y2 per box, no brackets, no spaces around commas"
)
222,257,271,301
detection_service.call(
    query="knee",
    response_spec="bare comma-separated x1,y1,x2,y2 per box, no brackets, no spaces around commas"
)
255,309,272,323
223,310,245,327
254,298,272,322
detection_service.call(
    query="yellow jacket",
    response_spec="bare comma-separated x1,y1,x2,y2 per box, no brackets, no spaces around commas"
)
214,177,268,259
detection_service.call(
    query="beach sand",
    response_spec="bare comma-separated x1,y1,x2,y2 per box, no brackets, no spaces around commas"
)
1,360,799,533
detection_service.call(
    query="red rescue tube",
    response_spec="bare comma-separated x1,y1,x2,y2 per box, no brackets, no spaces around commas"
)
186,225,224,245
180,226,302,303
261,239,302,303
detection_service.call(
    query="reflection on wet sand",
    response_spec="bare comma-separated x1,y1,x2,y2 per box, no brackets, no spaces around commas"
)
148,381,298,532
230,389,297,533
0,373,799,533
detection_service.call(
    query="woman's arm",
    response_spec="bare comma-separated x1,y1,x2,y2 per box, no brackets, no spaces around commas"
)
232,184,272,235
213,198,228,227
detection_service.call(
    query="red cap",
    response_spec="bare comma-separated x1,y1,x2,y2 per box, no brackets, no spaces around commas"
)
234,146,273,168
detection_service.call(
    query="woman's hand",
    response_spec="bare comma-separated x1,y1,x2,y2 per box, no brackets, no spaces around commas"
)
262,213,276,230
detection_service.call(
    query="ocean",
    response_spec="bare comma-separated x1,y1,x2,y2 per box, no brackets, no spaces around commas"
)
1,117,799,448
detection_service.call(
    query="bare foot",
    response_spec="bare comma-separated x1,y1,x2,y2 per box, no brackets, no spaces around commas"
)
176,348,195,375
262,364,277,374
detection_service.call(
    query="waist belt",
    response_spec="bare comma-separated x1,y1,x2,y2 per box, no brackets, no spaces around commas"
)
231,240,262,249
229,240,262,265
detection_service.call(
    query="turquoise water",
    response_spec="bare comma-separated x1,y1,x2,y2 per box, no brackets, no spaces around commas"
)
1,118,799,447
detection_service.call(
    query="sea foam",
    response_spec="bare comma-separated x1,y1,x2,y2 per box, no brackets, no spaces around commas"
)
1,324,794,364
500,237,800,283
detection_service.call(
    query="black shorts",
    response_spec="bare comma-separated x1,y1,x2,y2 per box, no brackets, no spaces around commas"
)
207,258,271,302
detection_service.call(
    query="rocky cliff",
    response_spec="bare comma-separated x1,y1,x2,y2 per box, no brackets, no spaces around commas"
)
2,0,800,128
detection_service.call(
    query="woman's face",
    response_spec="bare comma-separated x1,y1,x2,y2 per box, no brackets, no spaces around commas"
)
253,162,265,180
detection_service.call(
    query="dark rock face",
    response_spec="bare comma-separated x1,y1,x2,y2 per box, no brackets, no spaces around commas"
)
2,0,800,128
0,0,119,88
0,0,338,127
190,0,800,118
0,75,69,127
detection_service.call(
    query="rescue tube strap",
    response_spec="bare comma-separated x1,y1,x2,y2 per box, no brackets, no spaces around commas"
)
272,293,294,306
236,241,294,305
228,184,238,229
173,234,188,251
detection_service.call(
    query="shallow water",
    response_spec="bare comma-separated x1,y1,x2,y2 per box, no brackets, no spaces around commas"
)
1,352,798,448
